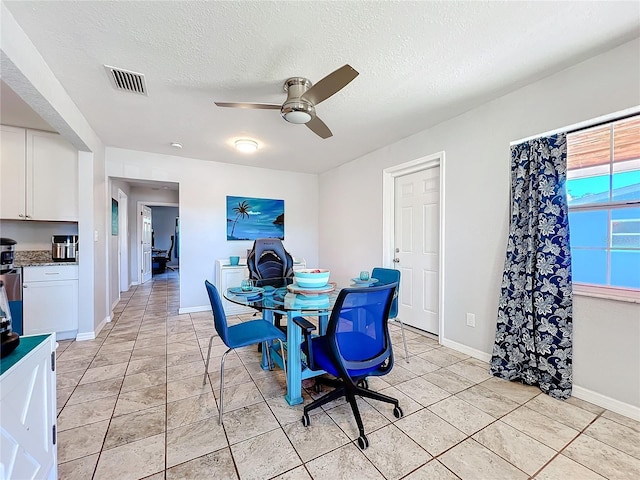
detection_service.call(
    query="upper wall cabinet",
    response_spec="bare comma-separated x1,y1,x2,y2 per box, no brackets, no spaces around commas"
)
0,126,79,222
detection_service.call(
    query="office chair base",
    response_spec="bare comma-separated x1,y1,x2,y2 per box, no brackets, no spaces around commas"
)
302,376,402,449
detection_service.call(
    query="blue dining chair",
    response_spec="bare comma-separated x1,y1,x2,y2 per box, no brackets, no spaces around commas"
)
203,280,286,425
371,267,409,362
294,283,403,449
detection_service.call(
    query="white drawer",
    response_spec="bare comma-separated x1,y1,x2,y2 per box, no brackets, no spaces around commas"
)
24,264,79,282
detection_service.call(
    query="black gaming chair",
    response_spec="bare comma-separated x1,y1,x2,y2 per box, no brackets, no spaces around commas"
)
247,238,295,331
247,238,295,285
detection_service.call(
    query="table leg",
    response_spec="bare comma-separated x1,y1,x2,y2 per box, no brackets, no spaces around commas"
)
285,310,304,405
260,309,274,370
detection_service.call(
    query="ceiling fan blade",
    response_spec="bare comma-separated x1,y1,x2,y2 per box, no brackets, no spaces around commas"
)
214,102,280,110
302,64,359,106
306,116,333,139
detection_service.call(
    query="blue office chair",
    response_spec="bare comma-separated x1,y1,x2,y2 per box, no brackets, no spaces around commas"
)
203,280,286,425
294,283,403,450
371,267,409,362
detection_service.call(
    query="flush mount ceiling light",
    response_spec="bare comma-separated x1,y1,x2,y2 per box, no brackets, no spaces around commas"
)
235,139,258,153
170,142,183,149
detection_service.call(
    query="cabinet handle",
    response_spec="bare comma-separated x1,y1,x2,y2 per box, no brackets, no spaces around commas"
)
45,272,60,275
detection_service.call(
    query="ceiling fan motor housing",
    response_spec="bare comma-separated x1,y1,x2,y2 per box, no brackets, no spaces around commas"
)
282,77,314,124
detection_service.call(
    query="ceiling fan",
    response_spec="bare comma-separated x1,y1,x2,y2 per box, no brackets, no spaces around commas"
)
214,64,359,139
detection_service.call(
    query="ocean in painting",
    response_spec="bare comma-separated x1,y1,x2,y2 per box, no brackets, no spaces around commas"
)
226,196,285,240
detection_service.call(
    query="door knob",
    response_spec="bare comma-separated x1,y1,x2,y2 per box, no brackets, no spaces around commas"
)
392,258,400,263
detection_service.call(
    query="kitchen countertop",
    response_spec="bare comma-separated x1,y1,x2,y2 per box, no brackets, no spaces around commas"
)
14,250,79,267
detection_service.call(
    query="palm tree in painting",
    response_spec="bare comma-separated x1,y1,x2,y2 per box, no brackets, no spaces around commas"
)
230,200,251,238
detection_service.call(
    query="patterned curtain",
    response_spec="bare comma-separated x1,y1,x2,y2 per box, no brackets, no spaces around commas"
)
490,133,573,400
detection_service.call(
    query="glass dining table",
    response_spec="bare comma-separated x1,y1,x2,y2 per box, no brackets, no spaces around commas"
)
224,278,343,405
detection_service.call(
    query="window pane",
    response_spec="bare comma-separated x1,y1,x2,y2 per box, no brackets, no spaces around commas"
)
571,249,607,285
567,124,610,169
567,174,610,206
613,117,640,163
612,167,640,202
610,251,640,289
611,207,640,249
569,210,608,248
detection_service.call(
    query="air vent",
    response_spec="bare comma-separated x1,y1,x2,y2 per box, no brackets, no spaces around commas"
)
104,65,147,96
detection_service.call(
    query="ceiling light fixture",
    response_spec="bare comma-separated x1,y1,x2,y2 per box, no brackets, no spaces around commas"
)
235,139,258,153
170,142,183,149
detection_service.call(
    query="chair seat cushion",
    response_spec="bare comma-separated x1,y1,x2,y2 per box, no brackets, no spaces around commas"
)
305,333,383,378
227,320,285,349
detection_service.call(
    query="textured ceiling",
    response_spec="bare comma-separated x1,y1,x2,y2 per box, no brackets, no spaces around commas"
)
2,1,639,174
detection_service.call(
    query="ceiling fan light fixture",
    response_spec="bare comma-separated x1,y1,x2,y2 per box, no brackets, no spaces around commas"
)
283,110,312,124
235,139,258,153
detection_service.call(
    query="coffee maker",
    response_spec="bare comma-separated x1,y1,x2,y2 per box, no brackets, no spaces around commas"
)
0,280,20,358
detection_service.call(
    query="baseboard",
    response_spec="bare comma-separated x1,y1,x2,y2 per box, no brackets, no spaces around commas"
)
178,305,210,314
440,338,492,363
572,385,640,421
111,297,119,311
76,315,109,341
75,331,95,341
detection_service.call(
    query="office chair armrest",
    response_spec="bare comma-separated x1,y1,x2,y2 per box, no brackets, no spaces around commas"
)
292,316,316,335
292,316,317,369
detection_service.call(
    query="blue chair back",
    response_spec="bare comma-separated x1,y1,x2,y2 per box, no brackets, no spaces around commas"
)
371,267,400,319
247,238,294,284
326,283,396,374
205,280,230,346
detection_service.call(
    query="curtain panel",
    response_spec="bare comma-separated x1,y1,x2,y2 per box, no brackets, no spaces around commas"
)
491,133,573,400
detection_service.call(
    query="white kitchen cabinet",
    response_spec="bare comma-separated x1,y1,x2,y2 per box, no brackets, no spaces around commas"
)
0,126,78,221
214,258,306,315
23,265,78,340
0,334,57,480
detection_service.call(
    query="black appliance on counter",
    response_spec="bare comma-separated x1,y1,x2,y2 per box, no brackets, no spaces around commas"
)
0,279,20,358
0,238,22,336
0,237,16,272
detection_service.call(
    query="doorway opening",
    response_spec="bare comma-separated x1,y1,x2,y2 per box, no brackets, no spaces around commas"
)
382,152,445,339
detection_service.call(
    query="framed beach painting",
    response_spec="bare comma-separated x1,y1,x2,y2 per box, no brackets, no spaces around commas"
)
226,195,284,241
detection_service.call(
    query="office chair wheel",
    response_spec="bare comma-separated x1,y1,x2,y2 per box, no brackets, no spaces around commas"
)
313,382,322,393
357,435,369,450
301,413,311,427
357,378,369,389
393,406,404,419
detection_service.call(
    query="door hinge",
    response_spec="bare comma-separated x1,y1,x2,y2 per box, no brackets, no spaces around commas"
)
52,425,57,445
51,352,56,371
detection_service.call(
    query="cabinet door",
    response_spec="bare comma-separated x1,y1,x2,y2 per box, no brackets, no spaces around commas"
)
0,125,27,220
23,279,78,335
220,266,252,315
0,336,57,480
27,130,79,221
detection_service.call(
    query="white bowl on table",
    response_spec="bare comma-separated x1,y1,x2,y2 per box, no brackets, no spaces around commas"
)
294,269,330,288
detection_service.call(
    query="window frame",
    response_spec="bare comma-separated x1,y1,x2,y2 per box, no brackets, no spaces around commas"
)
567,116,640,302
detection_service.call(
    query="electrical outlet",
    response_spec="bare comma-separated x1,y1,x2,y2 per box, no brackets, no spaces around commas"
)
466,312,476,327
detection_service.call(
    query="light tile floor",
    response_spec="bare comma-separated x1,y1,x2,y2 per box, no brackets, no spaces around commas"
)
55,270,640,479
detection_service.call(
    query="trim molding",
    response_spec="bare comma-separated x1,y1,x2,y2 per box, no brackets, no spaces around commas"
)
76,315,110,341
572,385,640,421
440,338,492,363
75,331,96,341
178,305,210,314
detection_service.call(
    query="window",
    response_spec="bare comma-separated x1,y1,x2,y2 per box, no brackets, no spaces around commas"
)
567,115,640,294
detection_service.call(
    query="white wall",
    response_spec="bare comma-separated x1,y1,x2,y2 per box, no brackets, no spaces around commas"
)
1,4,108,339
106,148,319,312
319,39,640,413
109,179,131,309
0,220,78,251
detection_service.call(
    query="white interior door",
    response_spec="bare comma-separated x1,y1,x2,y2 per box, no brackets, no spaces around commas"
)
394,166,440,334
141,205,152,284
